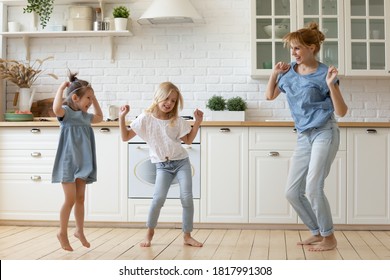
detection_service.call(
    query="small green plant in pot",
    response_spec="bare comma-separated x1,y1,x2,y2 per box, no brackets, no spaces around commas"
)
113,6,130,31
206,95,226,111
226,96,247,111
113,6,130,18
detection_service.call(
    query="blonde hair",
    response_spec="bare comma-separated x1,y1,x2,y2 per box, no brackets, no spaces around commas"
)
283,22,325,55
145,82,184,124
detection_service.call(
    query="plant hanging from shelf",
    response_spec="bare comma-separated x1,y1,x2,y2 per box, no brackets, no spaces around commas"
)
23,0,54,29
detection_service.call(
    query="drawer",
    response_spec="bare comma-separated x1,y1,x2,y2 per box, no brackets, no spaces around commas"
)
0,127,59,149
249,127,297,150
0,149,56,173
249,127,346,151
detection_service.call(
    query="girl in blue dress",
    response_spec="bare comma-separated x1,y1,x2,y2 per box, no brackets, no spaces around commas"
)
264,22,348,251
52,71,103,251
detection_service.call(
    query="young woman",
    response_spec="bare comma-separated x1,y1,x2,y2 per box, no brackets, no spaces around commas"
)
264,22,348,251
120,81,204,247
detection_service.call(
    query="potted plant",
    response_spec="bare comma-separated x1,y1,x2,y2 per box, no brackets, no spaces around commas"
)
206,95,246,121
23,0,54,30
226,96,247,111
0,56,58,113
206,95,226,111
225,96,247,121
113,6,130,31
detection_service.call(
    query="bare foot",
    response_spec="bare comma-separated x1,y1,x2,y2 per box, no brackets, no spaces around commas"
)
140,228,154,247
308,234,337,251
74,232,90,248
183,233,203,247
57,232,73,251
297,235,323,245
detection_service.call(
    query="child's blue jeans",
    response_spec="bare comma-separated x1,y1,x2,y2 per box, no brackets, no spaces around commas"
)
146,157,194,233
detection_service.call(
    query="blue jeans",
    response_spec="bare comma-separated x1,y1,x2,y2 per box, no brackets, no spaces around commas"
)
147,157,194,233
285,117,339,237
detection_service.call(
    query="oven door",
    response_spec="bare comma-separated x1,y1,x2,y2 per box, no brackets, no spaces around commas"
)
128,143,200,199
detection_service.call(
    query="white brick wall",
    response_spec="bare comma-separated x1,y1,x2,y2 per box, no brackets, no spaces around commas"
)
4,1,390,122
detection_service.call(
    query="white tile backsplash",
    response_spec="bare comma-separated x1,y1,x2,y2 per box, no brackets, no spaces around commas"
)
4,1,390,122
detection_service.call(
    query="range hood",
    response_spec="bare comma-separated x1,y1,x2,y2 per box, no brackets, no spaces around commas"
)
138,0,203,25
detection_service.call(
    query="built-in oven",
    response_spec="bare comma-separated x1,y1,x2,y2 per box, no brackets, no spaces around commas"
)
128,120,200,199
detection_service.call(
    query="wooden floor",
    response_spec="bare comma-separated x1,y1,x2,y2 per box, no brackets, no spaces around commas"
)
1,226,390,260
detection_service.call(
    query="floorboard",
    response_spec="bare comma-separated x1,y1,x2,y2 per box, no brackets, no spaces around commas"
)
1,226,390,260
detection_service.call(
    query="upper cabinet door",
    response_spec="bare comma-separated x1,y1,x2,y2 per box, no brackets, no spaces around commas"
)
251,0,298,78
297,0,345,76
251,0,344,78
344,0,390,76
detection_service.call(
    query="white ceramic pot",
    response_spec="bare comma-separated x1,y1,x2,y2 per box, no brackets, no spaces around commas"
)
18,88,35,112
8,21,20,32
114,18,128,31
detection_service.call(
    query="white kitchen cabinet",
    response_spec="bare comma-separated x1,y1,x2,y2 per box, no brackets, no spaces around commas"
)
200,127,249,223
0,125,127,222
251,0,344,78
347,127,390,224
249,127,297,223
297,0,345,74
85,127,127,222
249,127,347,224
252,0,390,77
0,126,62,220
344,0,390,76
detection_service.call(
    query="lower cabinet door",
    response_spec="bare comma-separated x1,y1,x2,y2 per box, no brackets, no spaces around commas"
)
0,173,63,220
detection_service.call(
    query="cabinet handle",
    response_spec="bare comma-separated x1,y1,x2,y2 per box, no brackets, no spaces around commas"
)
219,128,231,133
366,129,377,134
136,146,148,149
30,128,40,133
30,175,41,181
100,128,110,133
292,128,297,133
31,152,41,157
268,151,280,157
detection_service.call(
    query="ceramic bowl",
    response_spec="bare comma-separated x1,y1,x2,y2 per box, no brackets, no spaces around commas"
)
264,24,289,38
4,112,33,121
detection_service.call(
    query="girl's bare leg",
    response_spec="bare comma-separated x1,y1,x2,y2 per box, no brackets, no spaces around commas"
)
183,232,203,247
73,179,90,248
58,183,76,251
140,228,154,247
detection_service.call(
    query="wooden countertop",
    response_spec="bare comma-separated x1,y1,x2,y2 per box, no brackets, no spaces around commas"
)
1,118,390,128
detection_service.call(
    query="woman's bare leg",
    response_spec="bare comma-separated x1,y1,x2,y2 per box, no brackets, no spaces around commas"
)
297,234,323,245
308,233,337,251
183,232,203,247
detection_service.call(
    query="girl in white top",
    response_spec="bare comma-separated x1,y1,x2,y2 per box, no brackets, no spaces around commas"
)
120,82,203,247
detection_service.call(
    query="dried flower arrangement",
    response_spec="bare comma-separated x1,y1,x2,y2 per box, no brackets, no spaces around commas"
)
0,56,58,88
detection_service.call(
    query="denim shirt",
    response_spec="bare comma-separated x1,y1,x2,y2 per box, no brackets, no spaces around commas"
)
277,61,338,133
